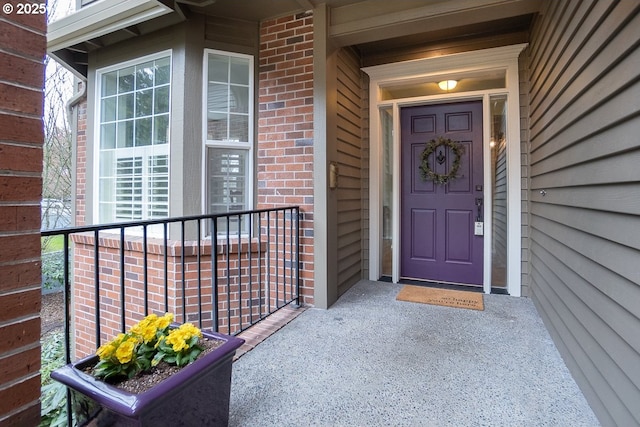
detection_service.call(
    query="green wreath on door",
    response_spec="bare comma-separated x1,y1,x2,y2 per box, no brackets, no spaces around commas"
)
419,137,465,185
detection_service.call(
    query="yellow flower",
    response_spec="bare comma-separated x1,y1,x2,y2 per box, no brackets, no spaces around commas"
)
165,331,188,352
138,324,158,343
164,323,202,353
156,313,173,330
132,314,155,333
93,313,203,381
115,337,137,364
96,343,116,360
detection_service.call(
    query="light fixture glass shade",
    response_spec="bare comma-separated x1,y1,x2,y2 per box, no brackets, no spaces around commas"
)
438,80,458,91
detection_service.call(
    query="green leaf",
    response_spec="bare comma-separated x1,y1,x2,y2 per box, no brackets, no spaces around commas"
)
41,382,67,415
152,352,165,367
188,335,199,347
187,347,202,363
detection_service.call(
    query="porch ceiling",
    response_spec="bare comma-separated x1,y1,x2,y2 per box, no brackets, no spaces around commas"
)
47,0,542,78
325,0,543,46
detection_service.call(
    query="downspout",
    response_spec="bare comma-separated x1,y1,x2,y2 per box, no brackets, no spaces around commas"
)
66,78,87,227
66,79,86,129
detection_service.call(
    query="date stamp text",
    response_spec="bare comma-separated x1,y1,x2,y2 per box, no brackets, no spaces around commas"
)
3,3,47,15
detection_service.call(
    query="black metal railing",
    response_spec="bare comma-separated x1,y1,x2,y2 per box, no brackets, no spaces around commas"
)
41,206,301,368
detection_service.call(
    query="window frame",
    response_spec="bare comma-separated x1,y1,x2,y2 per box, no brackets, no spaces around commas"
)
201,49,255,234
93,50,172,227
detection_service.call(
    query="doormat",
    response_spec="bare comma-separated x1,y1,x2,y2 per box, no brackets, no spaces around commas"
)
396,285,484,311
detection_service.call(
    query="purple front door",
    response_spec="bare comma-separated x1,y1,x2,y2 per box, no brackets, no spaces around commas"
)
401,101,484,285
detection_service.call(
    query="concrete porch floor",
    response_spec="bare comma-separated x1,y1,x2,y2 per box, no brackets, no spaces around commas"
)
229,280,600,426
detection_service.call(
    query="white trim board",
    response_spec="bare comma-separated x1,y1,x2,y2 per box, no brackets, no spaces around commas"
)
47,0,173,53
363,44,527,296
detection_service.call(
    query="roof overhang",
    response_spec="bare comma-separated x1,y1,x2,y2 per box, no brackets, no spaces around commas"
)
47,0,174,78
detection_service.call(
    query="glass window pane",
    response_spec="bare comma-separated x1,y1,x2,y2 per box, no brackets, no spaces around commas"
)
102,72,118,96
229,114,248,142
135,118,152,146
149,154,168,174
135,62,154,90
148,155,169,218
208,54,229,82
117,120,134,148
208,83,228,112
117,93,134,120
99,199,115,220
230,85,248,113
207,148,247,214
154,86,170,114
118,67,135,93
136,89,153,117
381,107,393,277
154,115,169,145
99,150,115,178
101,97,116,122
230,57,250,85
490,96,508,288
207,113,228,141
155,57,170,85
98,177,115,203
100,123,116,149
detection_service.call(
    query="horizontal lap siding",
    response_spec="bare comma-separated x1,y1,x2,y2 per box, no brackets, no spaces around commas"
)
205,16,259,50
361,72,370,281
336,47,364,295
527,1,640,425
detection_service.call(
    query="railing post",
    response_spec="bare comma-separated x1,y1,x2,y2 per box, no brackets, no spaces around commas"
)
93,229,100,348
163,222,168,312
237,214,242,335
181,221,186,322
295,208,301,307
197,220,202,329
143,225,148,315
119,227,126,333
212,217,219,332
248,213,253,325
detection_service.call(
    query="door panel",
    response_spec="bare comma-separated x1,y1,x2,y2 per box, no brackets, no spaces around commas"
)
401,101,483,285
411,209,436,260
445,210,473,262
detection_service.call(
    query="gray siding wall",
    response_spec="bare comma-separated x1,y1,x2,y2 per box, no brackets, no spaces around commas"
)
361,71,370,280
205,16,259,54
519,53,531,297
527,1,640,425
336,47,365,296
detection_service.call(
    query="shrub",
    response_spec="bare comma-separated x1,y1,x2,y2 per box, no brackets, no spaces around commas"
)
40,330,67,427
41,251,65,292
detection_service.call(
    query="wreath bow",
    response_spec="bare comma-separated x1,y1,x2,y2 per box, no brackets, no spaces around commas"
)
419,137,465,185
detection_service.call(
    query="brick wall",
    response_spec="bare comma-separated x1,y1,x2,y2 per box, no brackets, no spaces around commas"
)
0,3,46,425
258,11,315,305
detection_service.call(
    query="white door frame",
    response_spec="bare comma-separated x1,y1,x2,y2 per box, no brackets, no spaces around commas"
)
363,44,527,296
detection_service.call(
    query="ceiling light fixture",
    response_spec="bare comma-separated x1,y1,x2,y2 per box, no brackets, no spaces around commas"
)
438,80,458,91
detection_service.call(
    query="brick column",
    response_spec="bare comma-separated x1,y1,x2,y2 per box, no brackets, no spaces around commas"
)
258,11,315,305
0,3,46,425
